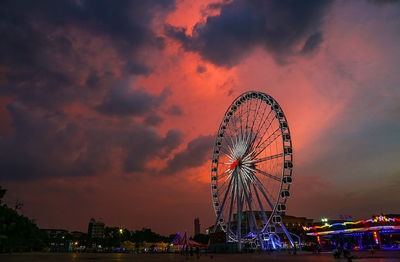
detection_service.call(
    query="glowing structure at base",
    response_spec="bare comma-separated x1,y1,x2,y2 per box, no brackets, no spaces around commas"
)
171,232,207,250
304,215,400,250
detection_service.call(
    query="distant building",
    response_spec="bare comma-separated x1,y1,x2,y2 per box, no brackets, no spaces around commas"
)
194,217,200,236
71,231,85,240
41,228,68,238
88,218,105,239
41,229,70,252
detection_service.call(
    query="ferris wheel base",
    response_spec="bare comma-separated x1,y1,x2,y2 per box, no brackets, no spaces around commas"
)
221,222,298,251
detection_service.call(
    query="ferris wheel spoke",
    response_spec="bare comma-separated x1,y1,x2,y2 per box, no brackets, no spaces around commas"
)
251,153,284,164
250,167,281,182
249,107,273,149
250,104,269,143
217,175,231,192
221,129,236,150
252,128,281,159
245,99,253,133
230,115,240,136
213,175,234,232
250,171,277,201
238,101,244,138
251,110,276,151
239,175,259,233
248,98,262,143
219,146,232,158
218,172,231,182
224,116,237,135
217,169,233,190
251,176,275,210
227,178,237,236
236,173,243,240
244,100,249,132
252,183,268,224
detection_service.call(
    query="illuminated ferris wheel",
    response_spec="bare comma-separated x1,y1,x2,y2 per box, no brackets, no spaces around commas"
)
210,91,294,250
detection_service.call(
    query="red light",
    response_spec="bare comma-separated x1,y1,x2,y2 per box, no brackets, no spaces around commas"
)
229,159,238,171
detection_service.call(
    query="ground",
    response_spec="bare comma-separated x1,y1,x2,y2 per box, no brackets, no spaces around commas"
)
1,251,400,261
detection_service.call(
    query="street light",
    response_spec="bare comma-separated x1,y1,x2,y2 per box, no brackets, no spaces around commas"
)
119,228,123,234
321,217,328,224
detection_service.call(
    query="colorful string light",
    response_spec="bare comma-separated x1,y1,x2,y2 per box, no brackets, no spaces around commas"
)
302,215,400,231
306,225,400,236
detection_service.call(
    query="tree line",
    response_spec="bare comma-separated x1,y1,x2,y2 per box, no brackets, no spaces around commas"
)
0,186,209,253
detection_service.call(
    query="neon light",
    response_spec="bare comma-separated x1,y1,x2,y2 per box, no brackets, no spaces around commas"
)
303,216,400,231
374,215,388,222
229,159,238,171
373,231,379,245
306,225,400,236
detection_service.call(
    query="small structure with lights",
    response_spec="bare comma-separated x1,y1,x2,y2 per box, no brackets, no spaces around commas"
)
303,214,400,250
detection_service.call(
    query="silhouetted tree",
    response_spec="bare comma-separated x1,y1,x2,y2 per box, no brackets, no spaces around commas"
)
0,186,46,252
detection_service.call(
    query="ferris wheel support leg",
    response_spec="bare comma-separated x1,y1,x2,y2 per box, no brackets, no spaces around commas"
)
237,177,242,252
270,234,277,250
279,222,295,248
257,234,265,250
239,176,258,235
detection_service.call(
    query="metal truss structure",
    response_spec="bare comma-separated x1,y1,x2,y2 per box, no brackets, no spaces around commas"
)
210,91,295,251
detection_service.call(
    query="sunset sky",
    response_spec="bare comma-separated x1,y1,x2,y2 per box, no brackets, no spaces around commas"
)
1,0,400,236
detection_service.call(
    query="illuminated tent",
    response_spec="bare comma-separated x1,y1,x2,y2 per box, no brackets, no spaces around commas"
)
171,231,208,250
120,240,135,250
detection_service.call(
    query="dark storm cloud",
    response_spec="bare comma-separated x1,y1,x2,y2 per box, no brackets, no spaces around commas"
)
163,135,214,175
0,0,186,181
124,128,182,173
166,0,332,67
144,113,164,127
301,32,324,55
166,105,184,116
367,0,400,5
0,0,176,108
96,85,170,116
0,103,106,180
197,65,207,73
0,103,182,181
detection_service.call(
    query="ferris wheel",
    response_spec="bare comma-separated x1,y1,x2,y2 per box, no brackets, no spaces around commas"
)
210,91,294,250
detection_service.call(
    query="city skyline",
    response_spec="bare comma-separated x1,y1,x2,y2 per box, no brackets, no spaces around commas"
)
1,0,400,236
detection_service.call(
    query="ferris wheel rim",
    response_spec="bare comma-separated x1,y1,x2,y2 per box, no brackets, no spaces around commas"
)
210,91,293,240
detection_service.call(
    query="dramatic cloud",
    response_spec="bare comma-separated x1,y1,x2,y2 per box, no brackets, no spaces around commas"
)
166,105,184,116
367,0,400,5
163,135,214,175
166,0,332,67
0,0,182,182
96,84,170,116
123,128,182,173
301,32,324,55
0,102,183,181
144,113,164,127
0,0,176,108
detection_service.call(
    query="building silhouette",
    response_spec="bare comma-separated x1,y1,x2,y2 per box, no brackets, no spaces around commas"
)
88,218,105,239
194,217,200,236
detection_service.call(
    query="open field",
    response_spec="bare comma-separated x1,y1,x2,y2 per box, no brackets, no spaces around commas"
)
1,251,400,262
